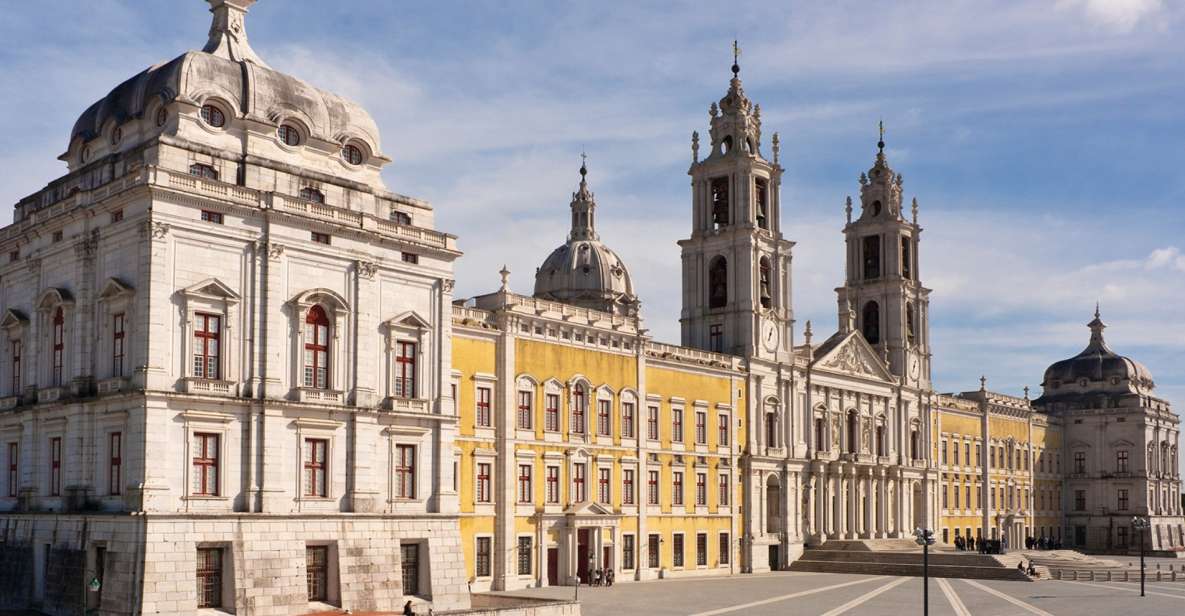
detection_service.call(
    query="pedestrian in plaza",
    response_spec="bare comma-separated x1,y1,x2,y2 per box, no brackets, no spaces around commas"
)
403,600,415,616
606,568,615,586
968,536,975,552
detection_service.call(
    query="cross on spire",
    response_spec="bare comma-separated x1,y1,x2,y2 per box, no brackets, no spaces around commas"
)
878,119,885,152
731,40,741,76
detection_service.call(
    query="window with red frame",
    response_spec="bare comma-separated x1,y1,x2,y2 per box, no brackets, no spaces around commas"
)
7,442,17,497
621,402,635,438
303,438,328,497
623,469,635,505
672,471,683,506
718,414,730,447
395,444,415,499
192,313,221,379
571,385,585,434
51,307,64,386
544,394,560,432
394,341,416,398
476,462,491,503
672,409,683,443
303,306,330,389
648,470,659,505
517,391,532,430
192,433,219,495
545,466,559,504
49,437,61,496
718,473,729,506
311,231,331,245
647,406,659,440
476,387,491,427
597,400,611,436
10,339,20,394
598,467,610,503
518,464,532,503
109,432,122,495
111,313,125,377
199,209,223,224
573,463,586,502
695,411,707,445
696,473,706,506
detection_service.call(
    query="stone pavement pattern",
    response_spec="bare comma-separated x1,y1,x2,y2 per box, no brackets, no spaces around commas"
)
498,570,1185,615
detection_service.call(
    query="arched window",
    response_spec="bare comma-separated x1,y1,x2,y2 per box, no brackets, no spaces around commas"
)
299,187,325,203
277,123,301,146
200,104,226,128
303,306,330,389
847,412,859,454
765,412,778,448
906,303,916,346
755,178,769,230
862,235,881,279
342,144,364,165
572,384,586,434
862,301,880,345
910,428,920,461
51,307,65,387
189,163,218,180
710,177,729,228
876,424,886,457
758,258,772,309
708,257,728,309
815,417,827,452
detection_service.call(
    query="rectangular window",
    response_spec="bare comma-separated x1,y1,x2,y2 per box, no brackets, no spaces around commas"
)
111,209,123,223
48,436,62,496
518,464,532,503
965,486,971,509
394,341,416,398
573,463,586,502
672,534,684,568
621,402,635,439
719,473,730,506
517,390,533,430
976,444,982,466
546,466,559,504
395,444,416,499
192,313,221,380
755,178,769,229
648,470,659,505
192,433,219,496
52,230,62,243
623,469,635,505
517,536,532,576
477,462,491,503
311,231,331,245
695,411,707,445
647,406,659,441
901,236,912,279
476,537,491,577
6,442,16,497
401,543,420,596
720,533,731,565
108,432,122,495
696,472,706,506
941,440,948,465
402,252,419,264
200,210,224,224
648,534,660,568
942,486,948,509
598,467,611,504
7,250,16,263
696,533,707,567
718,414,729,447
709,324,723,353
623,535,635,570
111,313,125,377
51,310,64,386
306,546,328,601
954,484,960,508
672,409,683,443
597,400,611,436
572,388,585,434
196,548,223,608
10,339,20,393
1074,451,1085,474
1116,450,1129,473
545,394,560,432
1074,489,1086,511
673,471,684,506
476,386,492,427
303,439,328,497
964,443,970,467
1118,489,1129,511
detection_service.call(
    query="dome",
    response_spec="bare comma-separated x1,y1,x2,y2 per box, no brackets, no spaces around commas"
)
533,163,639,316
65,0,384,162
1039,308,1155,397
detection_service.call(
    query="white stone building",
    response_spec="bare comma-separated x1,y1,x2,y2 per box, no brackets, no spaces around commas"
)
0,1,467,614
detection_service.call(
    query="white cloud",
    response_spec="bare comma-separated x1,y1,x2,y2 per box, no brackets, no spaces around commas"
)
1057,0,1165,33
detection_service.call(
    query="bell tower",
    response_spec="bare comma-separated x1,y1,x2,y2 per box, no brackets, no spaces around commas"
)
837,125,932,387
678,45,794,361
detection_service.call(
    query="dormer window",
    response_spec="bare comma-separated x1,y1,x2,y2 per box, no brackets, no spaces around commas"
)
200,104,226,128
298,187,324,203
342,144,364,165
277,123,302,146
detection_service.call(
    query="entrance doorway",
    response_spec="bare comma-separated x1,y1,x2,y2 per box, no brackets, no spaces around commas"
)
547,548,559,586
577,529,591,584
602,546,612,572
1075,526,1086,547
768,545,780,570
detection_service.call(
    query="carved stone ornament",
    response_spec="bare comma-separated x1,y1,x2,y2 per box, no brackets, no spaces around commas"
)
140,221,170,240
822,342,878,376
357,260,379,280
74,230,99,260
24,257,40,276
260,241,284,260
442,278,456,293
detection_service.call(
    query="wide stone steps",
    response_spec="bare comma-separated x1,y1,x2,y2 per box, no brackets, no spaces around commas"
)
789,548,1033,581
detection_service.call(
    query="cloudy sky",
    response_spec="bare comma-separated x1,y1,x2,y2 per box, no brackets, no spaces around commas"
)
2,1,1182,447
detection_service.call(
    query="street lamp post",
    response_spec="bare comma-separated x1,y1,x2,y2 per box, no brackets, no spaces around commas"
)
1132,516,1149,597
913,527,935,616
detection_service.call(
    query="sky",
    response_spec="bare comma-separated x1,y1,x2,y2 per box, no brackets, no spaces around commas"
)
1,1,1183,470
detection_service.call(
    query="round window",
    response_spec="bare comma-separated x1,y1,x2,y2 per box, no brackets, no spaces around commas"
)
156,107,168,127
277,123,301,146
200,104,226,128
342,144,364,165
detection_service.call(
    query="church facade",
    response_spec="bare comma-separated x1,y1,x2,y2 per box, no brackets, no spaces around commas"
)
0,1,1180,615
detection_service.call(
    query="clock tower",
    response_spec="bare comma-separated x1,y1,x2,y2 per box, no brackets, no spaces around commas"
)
678,51,794,363
837,126,932,388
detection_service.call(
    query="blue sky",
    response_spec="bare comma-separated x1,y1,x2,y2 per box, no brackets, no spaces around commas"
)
2,1,1183,457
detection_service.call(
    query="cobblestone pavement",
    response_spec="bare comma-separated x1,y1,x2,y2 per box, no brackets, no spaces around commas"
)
495,570,1185,615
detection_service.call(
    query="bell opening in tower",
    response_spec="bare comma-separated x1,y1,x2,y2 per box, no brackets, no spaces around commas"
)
759,258,772,309
708,257,728,309
901,236,912,279
711,177,730,229
755,178,769,230
862,235,881,280
862,301,880,345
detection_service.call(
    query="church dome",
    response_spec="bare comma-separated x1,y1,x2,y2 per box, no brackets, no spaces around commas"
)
533,162,639,317
64,0,384,168
1040,308,1155,396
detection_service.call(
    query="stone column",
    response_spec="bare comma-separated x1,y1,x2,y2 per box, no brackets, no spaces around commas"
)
848,469,859,539
807,473,818,540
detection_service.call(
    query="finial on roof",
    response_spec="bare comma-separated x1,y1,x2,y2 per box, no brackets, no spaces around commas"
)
845,196,853,224
203,0,270,68
499,265,511,292
1087,302,1107,347
979,375,987,391
911,197,919,224
882,344,890,366
878,119,885,152
692,131,700,163
804,320,813,346
772,132,780,164
579,150,588,178
1094,301,1100,319
732,40,741,76
1023,386,1030,400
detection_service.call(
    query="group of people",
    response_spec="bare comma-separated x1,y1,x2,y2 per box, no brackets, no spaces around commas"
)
1016,560,1038,577
952,535,978,551
1025,536,1062,550
588,566,615,586
953,534,1005,554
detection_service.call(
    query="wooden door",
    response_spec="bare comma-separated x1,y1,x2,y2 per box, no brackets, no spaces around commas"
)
547,548,559,586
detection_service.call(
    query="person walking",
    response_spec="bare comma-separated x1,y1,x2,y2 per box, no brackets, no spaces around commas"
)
403,600,415,616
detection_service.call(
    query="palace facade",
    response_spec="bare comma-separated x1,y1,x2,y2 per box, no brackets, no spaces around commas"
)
0,1,1180,615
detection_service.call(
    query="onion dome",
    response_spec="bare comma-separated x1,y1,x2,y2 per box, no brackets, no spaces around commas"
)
1039,306,1156,399
533,160,640,317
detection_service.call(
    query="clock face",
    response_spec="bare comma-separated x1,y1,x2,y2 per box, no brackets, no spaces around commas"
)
762,321,779,351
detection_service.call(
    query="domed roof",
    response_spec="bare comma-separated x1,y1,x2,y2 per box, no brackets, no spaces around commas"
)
533,162,639,316
66,0,383,159
1040,307,1155,397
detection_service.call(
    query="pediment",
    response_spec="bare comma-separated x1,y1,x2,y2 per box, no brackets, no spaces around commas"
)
1110,438,1136,449
811,331,894,382
0,309,28,330
385,310,431,331
182,278,240,303
36,288,74,310
98,277,134,300
1069,440,1092,450
564,501,616,516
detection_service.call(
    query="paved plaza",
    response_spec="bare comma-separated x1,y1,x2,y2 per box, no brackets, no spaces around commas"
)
499,570,1185,615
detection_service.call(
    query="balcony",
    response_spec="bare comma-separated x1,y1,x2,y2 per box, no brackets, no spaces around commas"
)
97,377,130,395
181,378,236,397
0,396,19,411
384,397,431,414
295,387,344,406
37,386,66,404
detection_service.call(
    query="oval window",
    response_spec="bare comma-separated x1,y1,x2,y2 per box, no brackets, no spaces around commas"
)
156,107,168,127
342,144,364,165
277,123,301,146
200,104,226,128
111,126,122,145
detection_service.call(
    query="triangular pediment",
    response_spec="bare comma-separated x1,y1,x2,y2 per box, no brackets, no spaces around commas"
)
182,278,241,303
385,310,431,330
98,277,134,300
0,309,28,330
564,501,616,516
811,330,895,382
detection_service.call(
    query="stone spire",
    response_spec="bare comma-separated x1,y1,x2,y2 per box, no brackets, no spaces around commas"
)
1087,303,1108,350
203,0,270,68
568,154,598,241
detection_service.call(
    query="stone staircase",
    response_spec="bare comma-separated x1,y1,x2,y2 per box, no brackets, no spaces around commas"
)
789,541,1034,581
1020,549,1185,582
